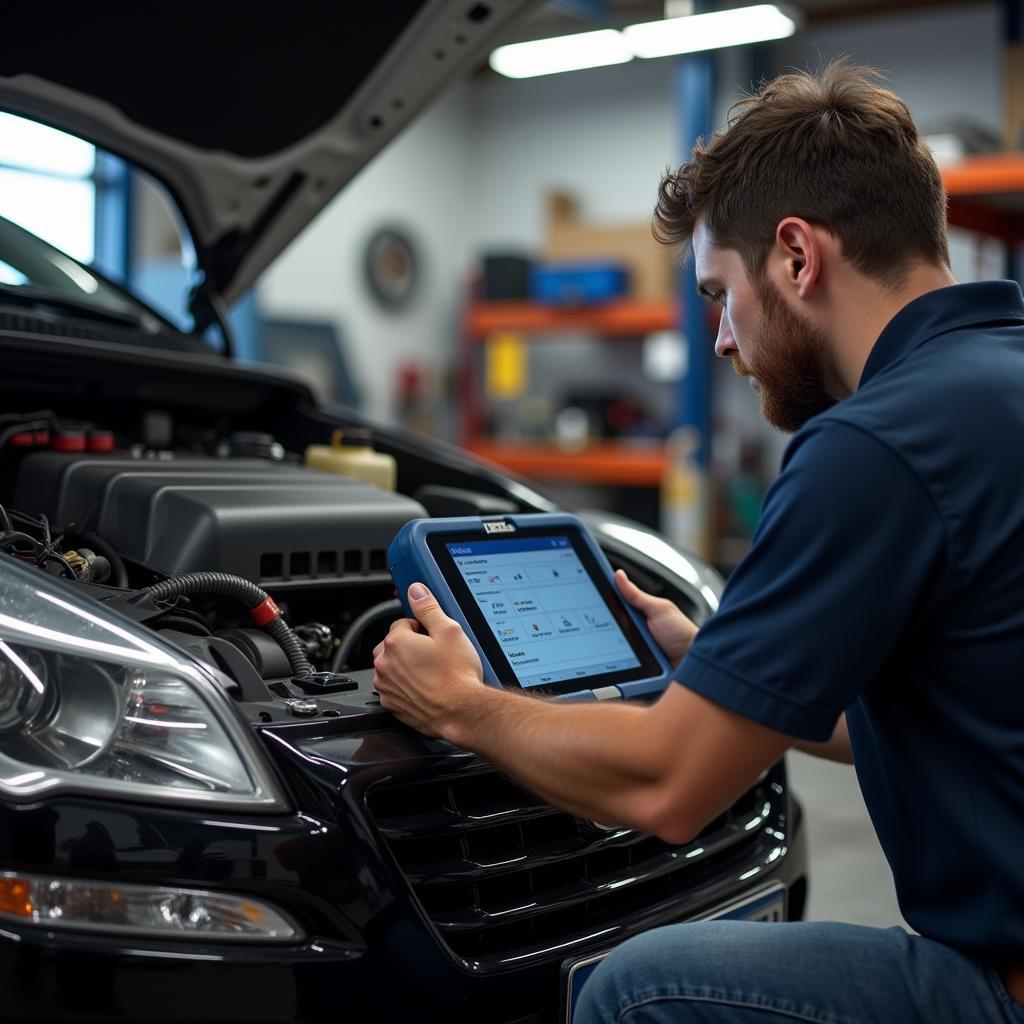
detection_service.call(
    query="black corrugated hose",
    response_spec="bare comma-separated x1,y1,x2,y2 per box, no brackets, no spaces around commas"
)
329,598,403,673
143,571,314,677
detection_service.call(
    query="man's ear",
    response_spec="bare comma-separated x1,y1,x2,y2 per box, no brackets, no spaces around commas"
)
775,218,821,299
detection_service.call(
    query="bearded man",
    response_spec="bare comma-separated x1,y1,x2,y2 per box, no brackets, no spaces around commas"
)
373,61,1024,1022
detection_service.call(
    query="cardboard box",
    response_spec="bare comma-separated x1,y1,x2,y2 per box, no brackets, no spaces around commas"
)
543,191,675,303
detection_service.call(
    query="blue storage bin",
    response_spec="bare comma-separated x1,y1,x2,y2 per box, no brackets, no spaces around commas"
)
530,261,629,307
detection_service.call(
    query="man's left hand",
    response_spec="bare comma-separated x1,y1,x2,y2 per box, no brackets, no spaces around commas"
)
372,582,484,737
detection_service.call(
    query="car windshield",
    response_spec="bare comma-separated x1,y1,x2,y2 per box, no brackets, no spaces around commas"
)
0,114,208,346
0,213,160,325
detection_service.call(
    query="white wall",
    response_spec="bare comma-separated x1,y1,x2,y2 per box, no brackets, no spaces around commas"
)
466,2,1004,272
260,86,474,424
464,58,678,253
773,3,1002,137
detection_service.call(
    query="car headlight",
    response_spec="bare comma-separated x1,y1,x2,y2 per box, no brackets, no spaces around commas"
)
0,556,285,810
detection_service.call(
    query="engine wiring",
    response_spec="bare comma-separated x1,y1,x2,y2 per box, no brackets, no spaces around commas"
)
0,502,320,685
0,504,78,579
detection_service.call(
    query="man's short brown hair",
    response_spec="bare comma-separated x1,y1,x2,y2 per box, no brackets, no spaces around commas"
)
653,61,949,284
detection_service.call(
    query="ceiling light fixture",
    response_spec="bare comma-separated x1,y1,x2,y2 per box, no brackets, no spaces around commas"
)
488,5,801,79
488,28,632,79
625,4,800,59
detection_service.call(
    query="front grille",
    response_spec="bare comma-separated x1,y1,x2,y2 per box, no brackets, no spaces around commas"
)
367,764,783,966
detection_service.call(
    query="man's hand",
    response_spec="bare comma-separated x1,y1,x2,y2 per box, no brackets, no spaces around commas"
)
615,569,699,664
372,582,485,738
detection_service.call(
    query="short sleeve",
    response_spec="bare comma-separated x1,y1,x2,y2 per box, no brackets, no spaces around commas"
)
676,419,949,740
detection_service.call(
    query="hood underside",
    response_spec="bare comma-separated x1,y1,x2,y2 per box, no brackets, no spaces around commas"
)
0,1,537,312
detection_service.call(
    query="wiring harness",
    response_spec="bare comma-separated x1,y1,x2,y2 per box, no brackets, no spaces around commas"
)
0,505,79,580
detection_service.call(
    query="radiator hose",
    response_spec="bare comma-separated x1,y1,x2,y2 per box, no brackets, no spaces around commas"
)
143,571,314,677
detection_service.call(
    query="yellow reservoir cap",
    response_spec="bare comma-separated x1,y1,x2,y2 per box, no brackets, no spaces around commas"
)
305,429,397,491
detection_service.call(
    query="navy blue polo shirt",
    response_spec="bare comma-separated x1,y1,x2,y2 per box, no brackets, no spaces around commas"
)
677,281,1024,957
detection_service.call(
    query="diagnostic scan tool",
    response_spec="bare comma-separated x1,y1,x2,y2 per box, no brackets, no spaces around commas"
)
387,513,674,701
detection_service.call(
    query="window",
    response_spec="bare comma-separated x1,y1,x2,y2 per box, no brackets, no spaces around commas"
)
0,113,96,263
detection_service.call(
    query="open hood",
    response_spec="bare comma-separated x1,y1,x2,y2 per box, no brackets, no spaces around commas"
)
0,2,536,321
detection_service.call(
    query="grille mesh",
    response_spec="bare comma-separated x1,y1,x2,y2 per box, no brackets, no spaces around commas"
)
367,764,783,965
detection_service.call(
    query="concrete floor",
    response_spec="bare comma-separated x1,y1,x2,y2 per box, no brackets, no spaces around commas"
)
787,751,909,930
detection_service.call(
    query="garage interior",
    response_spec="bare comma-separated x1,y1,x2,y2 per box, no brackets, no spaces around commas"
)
1,0,1023,1017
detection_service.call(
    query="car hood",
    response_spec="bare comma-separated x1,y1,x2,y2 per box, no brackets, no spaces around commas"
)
0,2,536,320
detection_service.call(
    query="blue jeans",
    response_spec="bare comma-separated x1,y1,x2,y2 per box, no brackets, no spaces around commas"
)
574,921,1024,1023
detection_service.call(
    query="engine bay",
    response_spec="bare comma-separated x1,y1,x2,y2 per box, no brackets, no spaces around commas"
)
0,329,705,734
0,412,487,726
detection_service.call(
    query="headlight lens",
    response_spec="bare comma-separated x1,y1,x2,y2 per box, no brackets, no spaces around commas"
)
0,557,285,809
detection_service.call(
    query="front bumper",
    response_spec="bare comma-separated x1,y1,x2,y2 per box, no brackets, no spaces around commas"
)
0,721,808,1023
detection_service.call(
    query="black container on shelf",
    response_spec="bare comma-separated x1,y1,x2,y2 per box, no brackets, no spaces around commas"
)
481,254,533,300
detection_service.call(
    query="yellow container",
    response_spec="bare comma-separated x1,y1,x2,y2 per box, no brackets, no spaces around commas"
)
304,429,397,491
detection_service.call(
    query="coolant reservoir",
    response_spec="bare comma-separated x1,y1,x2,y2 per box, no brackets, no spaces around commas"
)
304,429,397,491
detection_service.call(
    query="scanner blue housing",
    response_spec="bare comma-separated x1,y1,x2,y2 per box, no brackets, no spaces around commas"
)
387,513,674,702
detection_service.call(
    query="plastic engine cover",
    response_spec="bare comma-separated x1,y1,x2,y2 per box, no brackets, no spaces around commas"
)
13,453,426,585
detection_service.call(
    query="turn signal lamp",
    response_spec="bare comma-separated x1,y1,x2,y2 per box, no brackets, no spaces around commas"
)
0,872,301,941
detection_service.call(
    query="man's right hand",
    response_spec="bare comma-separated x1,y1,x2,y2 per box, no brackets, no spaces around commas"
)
615,568,699,665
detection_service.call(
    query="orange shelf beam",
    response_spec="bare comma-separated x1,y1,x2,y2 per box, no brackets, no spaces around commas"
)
467,441,666,486
942,155,1024,196
467,300,678,338
941,155,1024,244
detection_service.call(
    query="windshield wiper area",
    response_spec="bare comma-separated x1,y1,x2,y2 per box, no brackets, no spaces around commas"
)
0,282,157,331
0,283,218,355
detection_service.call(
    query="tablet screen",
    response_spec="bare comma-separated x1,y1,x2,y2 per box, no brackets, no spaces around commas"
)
429,527,661,695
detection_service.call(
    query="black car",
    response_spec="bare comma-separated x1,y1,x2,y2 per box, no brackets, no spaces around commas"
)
0,5,807,1021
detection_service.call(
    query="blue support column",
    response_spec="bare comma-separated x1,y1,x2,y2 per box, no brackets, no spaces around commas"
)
674,52,715,464
660,50,716,558
92,151,132,283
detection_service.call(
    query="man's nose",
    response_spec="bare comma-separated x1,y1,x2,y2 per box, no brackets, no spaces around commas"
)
714,317,737,358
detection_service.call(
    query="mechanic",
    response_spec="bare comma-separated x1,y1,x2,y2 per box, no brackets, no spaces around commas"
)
373,60,1024,1023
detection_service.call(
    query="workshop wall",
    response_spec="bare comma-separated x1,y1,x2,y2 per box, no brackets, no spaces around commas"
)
259,87,474,426
464,2,1006,489
467,2,1003,278
258,2,1005,431
464,58,677,253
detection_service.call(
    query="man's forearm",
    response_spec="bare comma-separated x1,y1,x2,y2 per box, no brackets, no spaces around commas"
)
444,687,669,832
441,683,793,845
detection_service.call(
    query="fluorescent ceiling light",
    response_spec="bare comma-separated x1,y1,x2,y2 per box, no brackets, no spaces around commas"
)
625,4,799,59
489,28,632,79
488,5,800,80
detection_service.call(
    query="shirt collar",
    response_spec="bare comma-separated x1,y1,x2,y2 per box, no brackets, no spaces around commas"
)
859,281,1024,388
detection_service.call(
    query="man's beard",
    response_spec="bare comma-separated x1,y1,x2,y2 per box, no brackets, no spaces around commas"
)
732,279,837,433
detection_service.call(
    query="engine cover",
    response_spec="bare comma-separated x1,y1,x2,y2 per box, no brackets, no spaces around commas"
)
13,453,426,585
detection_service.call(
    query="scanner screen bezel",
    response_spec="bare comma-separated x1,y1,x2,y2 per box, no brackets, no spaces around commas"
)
427,524,663,696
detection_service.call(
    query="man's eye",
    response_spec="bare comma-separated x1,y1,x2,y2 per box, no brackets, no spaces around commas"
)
712,291,725,305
